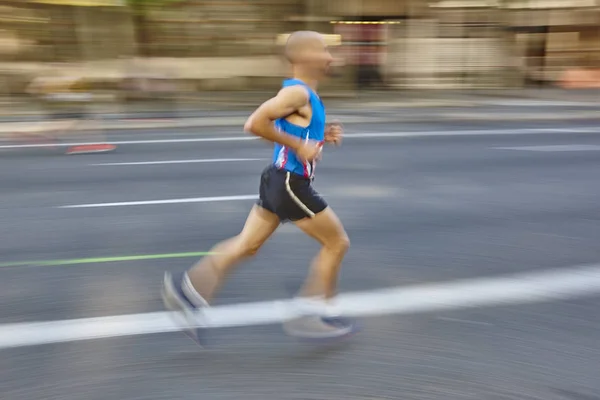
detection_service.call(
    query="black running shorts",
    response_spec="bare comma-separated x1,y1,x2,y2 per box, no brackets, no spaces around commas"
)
257,165,328,222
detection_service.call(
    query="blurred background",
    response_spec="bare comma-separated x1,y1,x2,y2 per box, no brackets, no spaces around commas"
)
0,0,598,119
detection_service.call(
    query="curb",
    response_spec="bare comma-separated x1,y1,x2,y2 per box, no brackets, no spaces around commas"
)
0,101,476,120
100,113,600,129
437,112,600,122
0,113,598,137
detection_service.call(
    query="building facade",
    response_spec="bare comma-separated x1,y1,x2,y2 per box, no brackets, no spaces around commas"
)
0,0,598,89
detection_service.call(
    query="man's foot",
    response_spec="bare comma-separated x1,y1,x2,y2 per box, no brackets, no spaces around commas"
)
282,298,359,341
161,271,207,346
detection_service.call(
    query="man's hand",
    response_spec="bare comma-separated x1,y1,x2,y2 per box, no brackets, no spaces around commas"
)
325,120,343,146
296,140,323,163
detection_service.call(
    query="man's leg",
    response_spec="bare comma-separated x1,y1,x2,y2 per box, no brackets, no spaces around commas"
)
282,207,356,339
186,204,280,302
293,207,350,300
162,204,280,343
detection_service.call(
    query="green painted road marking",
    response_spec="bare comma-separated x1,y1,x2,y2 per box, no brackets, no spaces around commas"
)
0,251,213,268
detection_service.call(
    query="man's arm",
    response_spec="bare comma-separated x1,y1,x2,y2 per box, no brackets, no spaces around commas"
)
243,85,309,152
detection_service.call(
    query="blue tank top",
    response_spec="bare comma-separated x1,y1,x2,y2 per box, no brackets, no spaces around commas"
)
272,79,326,179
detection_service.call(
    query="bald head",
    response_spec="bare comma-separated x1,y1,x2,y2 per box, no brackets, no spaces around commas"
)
284,31,325,63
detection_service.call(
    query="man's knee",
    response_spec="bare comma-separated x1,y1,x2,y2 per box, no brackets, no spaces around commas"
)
326,233,350,254
235,235,264,257
339,234,350,252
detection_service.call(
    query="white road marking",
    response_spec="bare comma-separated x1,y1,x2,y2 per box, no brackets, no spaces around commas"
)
2,263,600,349
1,127,599,149
486,100,599,107
343,127,599,138
495,145,600,152
59,194,258,208
90,158,265,166
0,136,257,149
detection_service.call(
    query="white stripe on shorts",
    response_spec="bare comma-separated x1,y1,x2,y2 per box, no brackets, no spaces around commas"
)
285,172,316,218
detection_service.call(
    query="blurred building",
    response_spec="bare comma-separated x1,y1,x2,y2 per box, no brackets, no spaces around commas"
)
313,0,600,88
0,0,598,92
0,1,133,61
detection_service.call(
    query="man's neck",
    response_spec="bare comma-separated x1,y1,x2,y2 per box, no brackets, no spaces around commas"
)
292,70,319,91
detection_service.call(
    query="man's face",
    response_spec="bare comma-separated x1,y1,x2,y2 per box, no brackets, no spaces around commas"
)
299,36,333,76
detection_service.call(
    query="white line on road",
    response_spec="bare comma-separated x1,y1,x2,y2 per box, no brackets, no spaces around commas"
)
495,145,600,152
59,194,258,208
2,263,600,349
0,136,257,149
90,158,265,166
486,100,599,107
342,127,599,138
1,127,599,149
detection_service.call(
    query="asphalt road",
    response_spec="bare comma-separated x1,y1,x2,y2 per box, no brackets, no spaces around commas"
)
1,120,600,400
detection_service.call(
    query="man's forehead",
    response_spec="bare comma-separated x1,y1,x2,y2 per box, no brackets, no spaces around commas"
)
287,31,324,49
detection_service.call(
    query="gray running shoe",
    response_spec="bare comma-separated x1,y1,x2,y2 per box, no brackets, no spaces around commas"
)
161,271,206,346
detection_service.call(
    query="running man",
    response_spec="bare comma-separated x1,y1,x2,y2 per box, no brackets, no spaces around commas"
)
162,31,356,343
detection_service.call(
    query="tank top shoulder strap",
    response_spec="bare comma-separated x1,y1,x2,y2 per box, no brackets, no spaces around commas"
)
282,79,318,102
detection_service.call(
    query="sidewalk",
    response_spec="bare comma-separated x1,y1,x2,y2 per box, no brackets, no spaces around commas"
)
442,88,600,104
1,88,597,117
0,91,478,121
0,89,597,136
0,109,597,137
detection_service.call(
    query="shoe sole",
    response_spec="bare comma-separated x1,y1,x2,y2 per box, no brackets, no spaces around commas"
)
288,329,359,344
282,318,359,342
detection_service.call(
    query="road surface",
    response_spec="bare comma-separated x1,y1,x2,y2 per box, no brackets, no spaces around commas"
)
1,119,600,400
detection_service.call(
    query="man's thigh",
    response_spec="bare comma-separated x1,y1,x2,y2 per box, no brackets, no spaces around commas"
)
293,206,349,247
238,205,280,249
